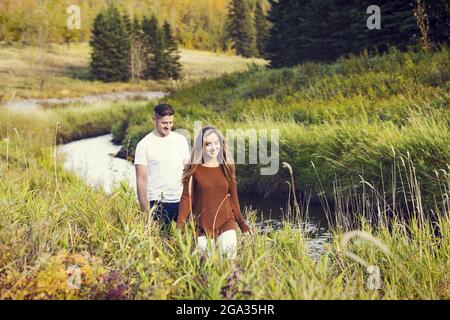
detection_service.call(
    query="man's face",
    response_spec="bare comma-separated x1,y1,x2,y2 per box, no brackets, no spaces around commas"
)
153,114,174,137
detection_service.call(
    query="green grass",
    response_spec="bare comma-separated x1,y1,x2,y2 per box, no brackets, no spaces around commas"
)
0,133,448,298
112,46,450,207
0,93,449,299
0,46,449,300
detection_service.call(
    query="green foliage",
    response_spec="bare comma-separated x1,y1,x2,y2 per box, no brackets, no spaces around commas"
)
0,0,235,51
141,16,181,80
113,46,450,206
89,6,131,82
264,0,449,67
226,0,258,57
89,9,182,83
254,2,270,58
0,87,450,299
142,15,164,80
162,21,182,80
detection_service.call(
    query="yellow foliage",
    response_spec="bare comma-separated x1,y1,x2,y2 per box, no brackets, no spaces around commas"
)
0,249,112,300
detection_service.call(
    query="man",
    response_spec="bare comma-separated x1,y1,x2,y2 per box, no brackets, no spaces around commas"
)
135,103,190,225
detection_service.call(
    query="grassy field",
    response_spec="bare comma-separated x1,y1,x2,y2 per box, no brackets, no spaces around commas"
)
0,44,448,299
0,106,449,299
0,40,450,299
113,46,450,210
0,42,266,102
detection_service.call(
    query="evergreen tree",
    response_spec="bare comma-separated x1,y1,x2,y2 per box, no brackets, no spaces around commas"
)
162,21,182,80
122,13,132,36
130,16,147,82
90,6,131,81
264,0,295,67
90,13,108,79
132,16,142,38
423,0,450,45
348,1,419,54
290,0,338,63
254,2,269,57
142,15,165,80
265,0,424,67
226,0,257,57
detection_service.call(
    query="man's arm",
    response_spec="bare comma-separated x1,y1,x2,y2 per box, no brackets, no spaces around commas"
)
135,164,149,213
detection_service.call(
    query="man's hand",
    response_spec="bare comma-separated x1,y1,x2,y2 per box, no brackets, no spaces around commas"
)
135,164,149,213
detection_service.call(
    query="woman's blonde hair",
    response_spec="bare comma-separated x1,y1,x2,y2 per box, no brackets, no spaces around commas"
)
182,125,234,183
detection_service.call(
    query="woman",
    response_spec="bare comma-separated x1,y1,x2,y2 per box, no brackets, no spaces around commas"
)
177,126,252,259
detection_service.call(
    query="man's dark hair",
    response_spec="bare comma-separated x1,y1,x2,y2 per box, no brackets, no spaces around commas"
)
154,103,175,118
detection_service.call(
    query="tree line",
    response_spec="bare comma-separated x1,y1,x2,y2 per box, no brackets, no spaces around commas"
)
90,6,181,82
0,0,266,52
263,0,450,67
226,0,270,58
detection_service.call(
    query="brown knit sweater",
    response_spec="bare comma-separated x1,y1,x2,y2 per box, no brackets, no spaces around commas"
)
177,165,250,238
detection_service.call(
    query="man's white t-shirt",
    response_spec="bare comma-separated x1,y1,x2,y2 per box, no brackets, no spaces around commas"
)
134,131,190,203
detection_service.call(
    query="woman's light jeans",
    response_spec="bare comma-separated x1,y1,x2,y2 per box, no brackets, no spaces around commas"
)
197,230,237,260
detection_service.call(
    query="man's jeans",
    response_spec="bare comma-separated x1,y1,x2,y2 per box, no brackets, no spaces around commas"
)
149,201,179,225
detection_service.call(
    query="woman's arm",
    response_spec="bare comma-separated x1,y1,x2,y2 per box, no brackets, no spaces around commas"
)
177,177,192,228
228,167,250,233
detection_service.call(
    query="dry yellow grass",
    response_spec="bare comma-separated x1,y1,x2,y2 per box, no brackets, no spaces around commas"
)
179,48,267,80
0,42,267,102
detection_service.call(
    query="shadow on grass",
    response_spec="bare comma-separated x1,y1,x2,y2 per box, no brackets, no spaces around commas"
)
64,66,93,81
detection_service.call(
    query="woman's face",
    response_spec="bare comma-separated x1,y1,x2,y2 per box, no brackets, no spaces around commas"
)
203,132,221,161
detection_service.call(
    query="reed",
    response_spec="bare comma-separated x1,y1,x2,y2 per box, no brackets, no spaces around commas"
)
0,104,448,299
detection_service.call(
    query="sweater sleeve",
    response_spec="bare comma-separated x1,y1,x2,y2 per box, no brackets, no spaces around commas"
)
177,177,192,228
228,167,250,233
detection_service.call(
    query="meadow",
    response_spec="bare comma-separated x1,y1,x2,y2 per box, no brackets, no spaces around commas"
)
0,45,449,299
0,42,266,102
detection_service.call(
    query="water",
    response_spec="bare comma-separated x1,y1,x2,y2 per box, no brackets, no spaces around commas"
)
59,134,331,257
239,193,328,229
59,134,136,193
4,91,167,111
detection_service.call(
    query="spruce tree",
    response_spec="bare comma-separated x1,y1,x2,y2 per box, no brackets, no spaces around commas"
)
162,21,182,80
349,1,420,54
89,6,131,82
226,0,257,57
254,2,269,58
130,16,147,82
142,15,165,80
90,13,109,80
264,0,295,67
122,13,132,36
265,0,424,67
423,0,450,45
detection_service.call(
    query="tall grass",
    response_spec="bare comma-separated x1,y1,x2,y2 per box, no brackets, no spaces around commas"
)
1,46,448,300
0,103,449,300
112,47,450,206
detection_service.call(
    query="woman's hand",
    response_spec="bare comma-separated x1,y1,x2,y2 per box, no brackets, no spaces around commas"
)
243,226,255,236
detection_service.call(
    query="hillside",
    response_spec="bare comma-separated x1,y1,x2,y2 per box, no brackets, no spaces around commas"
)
114,46,450,208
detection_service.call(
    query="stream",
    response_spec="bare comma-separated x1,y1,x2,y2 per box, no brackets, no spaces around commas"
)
59,134,331,258
4,91,167,111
